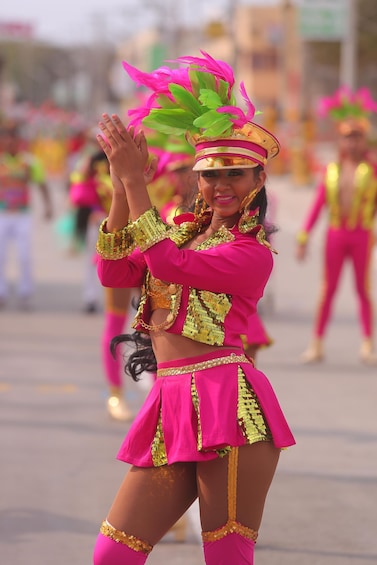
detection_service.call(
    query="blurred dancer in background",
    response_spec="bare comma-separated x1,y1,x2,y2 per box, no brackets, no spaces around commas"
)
0,121,52,309
69,150,135,420
296,87,377,365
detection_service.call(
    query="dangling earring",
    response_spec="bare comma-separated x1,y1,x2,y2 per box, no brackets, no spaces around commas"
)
194,192,209,223
238,187,260,233
238,187,259,215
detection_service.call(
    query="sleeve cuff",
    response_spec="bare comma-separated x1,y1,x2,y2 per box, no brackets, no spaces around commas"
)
131,207,170,252
96,219,136,259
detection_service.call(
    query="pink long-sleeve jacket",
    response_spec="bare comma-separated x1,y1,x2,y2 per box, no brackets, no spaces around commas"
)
97,223,273,350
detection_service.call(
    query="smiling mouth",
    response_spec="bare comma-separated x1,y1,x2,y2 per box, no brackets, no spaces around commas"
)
215,195,234,204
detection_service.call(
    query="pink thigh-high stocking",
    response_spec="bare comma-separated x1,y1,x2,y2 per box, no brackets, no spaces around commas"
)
199,444,280,565
102,311,127,388
102,286,132,388
93,520,152,565
203,534,256,564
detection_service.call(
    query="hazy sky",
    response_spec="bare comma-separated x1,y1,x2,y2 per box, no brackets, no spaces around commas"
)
0,0,281,45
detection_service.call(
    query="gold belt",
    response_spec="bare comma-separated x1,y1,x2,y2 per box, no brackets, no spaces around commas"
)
156,353,251,377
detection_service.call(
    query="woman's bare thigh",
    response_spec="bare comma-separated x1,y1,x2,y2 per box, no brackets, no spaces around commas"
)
197,442,280,532
106,462,198,545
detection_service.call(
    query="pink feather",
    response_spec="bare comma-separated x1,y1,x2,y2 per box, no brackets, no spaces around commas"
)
217,106,247,128
122,61,191,96
174,50,235,88
239,82,256,121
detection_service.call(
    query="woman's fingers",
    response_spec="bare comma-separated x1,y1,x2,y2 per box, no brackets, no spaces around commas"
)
96,134,110,155
145,155,158,184
97,115,151,182
138,131,149,160
98,114,119,145
112,114,129,137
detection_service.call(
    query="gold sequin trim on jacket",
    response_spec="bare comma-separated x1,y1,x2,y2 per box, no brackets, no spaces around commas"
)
183,288,231,345
96,220,136,260
132,207,171,252
100,520,153,554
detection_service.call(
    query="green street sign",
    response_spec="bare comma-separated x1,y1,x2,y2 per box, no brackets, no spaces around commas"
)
298,0,348,41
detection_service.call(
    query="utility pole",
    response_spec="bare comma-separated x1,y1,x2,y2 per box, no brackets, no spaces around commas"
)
340,0,357,88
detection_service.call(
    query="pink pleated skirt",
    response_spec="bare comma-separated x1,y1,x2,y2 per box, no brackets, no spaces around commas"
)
117,348,295,467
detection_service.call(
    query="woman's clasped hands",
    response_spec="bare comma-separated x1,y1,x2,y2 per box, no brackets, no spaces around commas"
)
97,113,157,189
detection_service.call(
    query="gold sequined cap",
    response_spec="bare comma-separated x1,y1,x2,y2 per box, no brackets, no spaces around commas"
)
187,122,280,171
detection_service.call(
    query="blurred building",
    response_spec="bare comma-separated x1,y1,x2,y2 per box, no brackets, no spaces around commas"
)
114,2,302,120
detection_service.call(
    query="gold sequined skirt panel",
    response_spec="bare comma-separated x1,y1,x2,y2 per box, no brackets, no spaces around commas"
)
116,350,295,467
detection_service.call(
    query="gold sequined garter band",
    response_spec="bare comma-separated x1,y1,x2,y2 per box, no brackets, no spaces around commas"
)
100,520,153,554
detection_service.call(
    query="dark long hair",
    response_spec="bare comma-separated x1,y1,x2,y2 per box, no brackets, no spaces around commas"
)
111,295,156,381
111,331,156,381
249,165,277,239
111,165,275,381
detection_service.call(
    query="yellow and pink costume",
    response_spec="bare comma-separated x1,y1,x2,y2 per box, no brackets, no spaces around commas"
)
97,208,295,466
298,161,377,339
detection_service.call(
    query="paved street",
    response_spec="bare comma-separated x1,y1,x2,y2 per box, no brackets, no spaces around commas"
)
1,171,377,565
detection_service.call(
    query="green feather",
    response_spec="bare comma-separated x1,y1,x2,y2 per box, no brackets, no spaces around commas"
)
196,71,217,93
168,84,203,116
156,94,178,110
189,70,216,96
217,79,231,104
165,139,195,154
205,121,233,138
188,70,201,98
193,110,232,137
198,89,223,110
143,109,198,136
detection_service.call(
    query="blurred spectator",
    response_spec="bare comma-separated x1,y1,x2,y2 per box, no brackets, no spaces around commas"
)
0,121,52,309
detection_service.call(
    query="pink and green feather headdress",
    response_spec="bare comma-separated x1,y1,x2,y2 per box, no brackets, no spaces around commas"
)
318,86,377,134
123,51,280,170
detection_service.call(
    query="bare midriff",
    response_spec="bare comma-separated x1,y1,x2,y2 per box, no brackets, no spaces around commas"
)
148,308,237,364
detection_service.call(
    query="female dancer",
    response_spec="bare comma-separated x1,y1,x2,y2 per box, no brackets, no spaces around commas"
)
93,52,295,564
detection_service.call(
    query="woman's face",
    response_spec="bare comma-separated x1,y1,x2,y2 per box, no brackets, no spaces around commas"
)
198,167,265,221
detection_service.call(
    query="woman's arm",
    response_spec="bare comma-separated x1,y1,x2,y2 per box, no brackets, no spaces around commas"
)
97,249,147,288
96,115,157,223
105,167,130,232
143,237,273,296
